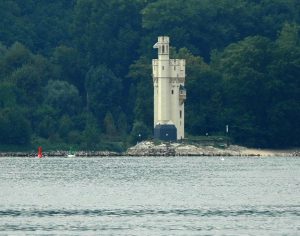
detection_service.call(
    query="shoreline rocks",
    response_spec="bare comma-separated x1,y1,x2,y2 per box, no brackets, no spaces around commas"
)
125,141,299,157
0,150,120,157
0,141,299,157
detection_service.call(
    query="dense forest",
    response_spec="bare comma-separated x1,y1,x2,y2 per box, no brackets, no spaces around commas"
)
0,0,299,150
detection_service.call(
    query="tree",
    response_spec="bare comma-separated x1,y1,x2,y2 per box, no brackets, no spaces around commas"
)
85,65,122,124
142,0,260,60
0,42,7,58
267,101,300,147
37,115,57,139
82,113,101,149
0,0,299,149
51,45,85,93
117,111,128,137
44,80,82,116
33,105,58,139
0,107,31,145
212,36,275,146
0,43,52,107
72,0,144,75
0,42,32,78
58,115,73,139
211,30,300,147
129,121,151,144
128,56,153,128
174,48,224,135
11,64,44,106
0,82,17,108
0,1,34,48
265,23,300,147
103,111,117,137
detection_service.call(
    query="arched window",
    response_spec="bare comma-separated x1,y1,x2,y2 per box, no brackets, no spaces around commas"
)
162,45,165,53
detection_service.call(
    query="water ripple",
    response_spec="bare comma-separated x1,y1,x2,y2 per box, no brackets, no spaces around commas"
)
0,207,299,217
1,156,299,234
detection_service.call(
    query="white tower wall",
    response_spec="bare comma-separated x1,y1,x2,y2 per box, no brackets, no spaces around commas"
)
153,36,186,140
170,81,179,136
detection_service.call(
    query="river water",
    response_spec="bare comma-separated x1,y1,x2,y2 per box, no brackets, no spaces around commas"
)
0,156,299,235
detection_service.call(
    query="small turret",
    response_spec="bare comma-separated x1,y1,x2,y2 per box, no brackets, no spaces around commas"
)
153,36,169,59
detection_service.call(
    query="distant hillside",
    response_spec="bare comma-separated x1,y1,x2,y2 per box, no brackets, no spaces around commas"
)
0,0,299,150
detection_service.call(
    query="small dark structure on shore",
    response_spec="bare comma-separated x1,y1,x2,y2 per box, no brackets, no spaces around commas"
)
154,124,177,141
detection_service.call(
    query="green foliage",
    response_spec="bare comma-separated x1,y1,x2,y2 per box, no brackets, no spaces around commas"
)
38,115,58,140
212,29,300,147
85,65,122,124
116,111,128,137
81,113,101,149
129,121,151,145
0,107,31,145
72,0,144,75
51,45,85,92
58,115,73,139
104,111,117,137
0,42,32,78
173,48,224,135
0,1,299,150
44,80,82,116
128,56,153,128
0,82,17,108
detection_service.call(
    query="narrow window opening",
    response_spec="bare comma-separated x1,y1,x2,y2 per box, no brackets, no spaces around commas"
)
180,110,182,118
162,45,165,53
172,90,174,94
162,66,164,70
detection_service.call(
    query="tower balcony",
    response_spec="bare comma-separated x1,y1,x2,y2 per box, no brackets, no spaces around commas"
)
179,89,186,100
179,86,186,104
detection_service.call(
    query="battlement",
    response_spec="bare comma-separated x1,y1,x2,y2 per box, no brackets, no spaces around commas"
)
169,59,185,78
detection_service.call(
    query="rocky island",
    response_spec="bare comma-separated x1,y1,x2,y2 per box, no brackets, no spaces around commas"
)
126,141,300,157
0,141,299,157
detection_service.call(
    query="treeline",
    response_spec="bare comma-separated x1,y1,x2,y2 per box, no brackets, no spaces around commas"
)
0,0,299,150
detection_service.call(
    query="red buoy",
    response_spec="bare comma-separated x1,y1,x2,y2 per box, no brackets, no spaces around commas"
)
38,146,42,158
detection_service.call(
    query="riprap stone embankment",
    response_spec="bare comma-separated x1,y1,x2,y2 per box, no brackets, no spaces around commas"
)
0,141,299,157
126,141,299,157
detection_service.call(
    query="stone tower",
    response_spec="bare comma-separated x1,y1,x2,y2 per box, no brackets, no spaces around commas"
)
152,36,186,141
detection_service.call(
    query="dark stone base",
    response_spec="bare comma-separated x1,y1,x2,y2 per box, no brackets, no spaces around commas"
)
154,124,177,141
